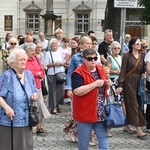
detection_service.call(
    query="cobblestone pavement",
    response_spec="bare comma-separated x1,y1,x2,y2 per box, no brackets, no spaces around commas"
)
33,101,150,150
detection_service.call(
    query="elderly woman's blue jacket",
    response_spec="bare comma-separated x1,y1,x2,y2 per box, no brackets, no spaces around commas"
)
0,69,37,127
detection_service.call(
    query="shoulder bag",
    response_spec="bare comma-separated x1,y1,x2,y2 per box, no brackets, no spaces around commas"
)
49,51,66,83
12,69,39,127
104,86,127,128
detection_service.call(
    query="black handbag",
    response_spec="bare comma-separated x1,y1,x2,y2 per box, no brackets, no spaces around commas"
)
12,69,39,127
28,106,39,127
41,78,48,96
104,87,127,128
55,72,66,83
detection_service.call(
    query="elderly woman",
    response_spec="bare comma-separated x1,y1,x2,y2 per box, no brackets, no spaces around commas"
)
2,37,19,70
45,38,65,114
72,49,112,150
24,43,50,134
0,49,38,150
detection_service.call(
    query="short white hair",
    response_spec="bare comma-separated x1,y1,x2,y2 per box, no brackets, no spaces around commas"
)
23,42,36,52
7,48,27,65
49,38,58,47
8,37,18,45
110,41,121,50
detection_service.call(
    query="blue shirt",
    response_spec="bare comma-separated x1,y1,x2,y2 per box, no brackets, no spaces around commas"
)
65,51,83,90
0,69,37,127
123,42,129,53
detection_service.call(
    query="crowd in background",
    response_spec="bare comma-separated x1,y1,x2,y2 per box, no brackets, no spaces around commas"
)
0,28,150,150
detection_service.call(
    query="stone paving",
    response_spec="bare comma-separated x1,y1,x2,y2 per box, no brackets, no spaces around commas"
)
33,101,150,150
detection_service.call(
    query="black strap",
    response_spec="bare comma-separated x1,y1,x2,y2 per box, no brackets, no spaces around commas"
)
11,69,30,109
49,51,55,73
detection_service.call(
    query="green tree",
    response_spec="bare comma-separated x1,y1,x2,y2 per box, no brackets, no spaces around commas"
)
139,0,150,24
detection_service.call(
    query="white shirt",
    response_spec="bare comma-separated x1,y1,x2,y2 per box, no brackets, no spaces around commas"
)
144,51,150,81
44,49,65,75
58,47,71,62
39,39,49,50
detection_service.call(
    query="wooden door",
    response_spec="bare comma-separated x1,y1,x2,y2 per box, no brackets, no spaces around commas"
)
125,26,141,39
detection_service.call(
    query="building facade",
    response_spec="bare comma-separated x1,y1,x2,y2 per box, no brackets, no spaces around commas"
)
0,0,107,41
0,0,149,44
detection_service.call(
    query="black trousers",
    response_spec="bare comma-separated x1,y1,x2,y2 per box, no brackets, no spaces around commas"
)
146,80,150,129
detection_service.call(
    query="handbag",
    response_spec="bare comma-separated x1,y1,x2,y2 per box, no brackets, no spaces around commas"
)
28,106,39,127
138,78,150,110
104,87,127,128
12,69,39,127
41,78,48,96
49,51,66,84
55,72,66,83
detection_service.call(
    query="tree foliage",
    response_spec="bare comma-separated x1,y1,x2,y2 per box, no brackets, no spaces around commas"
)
139,0,150,24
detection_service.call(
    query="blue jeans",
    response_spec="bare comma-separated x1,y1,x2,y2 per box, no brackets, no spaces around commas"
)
77,122,109,150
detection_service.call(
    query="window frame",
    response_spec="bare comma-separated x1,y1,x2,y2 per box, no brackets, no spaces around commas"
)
26,12,40,33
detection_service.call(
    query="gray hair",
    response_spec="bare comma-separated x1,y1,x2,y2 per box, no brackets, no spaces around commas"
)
23,42,36,52
49,38,58,47
35,40,42,45
110,41,121,50
82,49,97,58
7,48,27,65
104,29,113,35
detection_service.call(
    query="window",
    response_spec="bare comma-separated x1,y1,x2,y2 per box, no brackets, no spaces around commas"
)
27,13,39,32
73,1,92,35
23,1,41,33
76,13,89,33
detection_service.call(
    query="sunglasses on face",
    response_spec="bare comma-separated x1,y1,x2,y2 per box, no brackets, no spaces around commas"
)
10,43,17,46
135,41,142,45
64,41,69,43
142,46,148,49
92,42,97,45
85,56,98,61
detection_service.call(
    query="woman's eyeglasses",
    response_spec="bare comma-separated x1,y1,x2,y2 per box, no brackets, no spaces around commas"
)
64,41,69,43
142,46,148,49
113,47,121,50
10,43,17,46
85,57,98,61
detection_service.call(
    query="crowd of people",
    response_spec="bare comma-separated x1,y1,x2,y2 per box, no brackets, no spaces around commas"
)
0,28,150,150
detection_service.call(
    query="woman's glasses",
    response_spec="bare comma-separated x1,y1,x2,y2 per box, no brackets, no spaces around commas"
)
85,57,98,61
113,47,121,50
10,43,17,46
64,41,69,43
142,46,148,49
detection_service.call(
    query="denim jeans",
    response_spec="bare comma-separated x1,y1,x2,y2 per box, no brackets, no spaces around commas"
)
77,121,109,150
